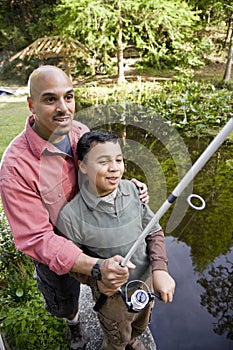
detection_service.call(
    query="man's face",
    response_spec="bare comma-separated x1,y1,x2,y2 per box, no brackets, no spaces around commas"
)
27,69,75,143
80,141,125,196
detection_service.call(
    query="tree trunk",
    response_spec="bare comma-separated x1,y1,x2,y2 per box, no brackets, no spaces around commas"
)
223,16,232,48
223,26,233,82
117,0,126,83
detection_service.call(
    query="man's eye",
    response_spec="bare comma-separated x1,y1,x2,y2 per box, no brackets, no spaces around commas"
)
66,94,74,101
116,158,123,162
99,160,108,164
46,97,55,103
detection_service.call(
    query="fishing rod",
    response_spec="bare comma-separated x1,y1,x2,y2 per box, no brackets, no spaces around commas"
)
94,117,233,312
121,117,233,267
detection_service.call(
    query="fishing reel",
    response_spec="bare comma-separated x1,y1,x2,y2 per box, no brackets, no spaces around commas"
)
119,280,161,313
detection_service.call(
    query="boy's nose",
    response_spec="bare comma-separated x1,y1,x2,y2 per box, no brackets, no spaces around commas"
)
109,161,118,171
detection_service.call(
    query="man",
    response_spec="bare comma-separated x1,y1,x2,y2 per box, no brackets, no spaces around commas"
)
0,65,148,350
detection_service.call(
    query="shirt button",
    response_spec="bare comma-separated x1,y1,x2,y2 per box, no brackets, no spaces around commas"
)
58,193,62,198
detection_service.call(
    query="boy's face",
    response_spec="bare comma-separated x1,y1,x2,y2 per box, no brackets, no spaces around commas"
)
80,141,124,196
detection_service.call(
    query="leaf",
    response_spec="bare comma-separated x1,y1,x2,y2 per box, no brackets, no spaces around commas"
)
16,288,24,297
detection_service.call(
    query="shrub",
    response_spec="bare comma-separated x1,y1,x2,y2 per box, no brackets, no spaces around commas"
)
0,205,69,349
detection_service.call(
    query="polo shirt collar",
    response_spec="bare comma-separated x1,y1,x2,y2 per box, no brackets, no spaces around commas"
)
79,180,130,210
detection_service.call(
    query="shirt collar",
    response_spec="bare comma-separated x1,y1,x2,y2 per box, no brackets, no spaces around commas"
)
25,115,73,159
79,180,130,210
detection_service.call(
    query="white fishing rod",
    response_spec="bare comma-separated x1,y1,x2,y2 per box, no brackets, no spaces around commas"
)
94,118,233,312
121,117,233,267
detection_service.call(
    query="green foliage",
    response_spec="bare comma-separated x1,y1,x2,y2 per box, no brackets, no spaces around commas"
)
0,205,68,349
145,79,233,133
0,0,59,52
55,0,203,70
1,56,41,85
1,294,68,350
75,79,233,136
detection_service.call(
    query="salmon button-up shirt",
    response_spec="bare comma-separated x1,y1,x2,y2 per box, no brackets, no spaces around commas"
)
0,115,89,275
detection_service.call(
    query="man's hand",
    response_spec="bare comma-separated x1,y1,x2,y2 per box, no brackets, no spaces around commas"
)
97,280,118,296
100,255,135,290
131,178,149,204
152,270,176,303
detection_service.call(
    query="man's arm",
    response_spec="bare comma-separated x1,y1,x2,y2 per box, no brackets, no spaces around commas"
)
71,253,135,292
0,178,82,274
131,178,149,204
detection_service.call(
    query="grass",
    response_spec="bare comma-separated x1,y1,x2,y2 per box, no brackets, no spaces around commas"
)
0,98,28,159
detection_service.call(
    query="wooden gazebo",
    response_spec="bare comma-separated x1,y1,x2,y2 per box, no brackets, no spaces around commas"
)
9,35,95,77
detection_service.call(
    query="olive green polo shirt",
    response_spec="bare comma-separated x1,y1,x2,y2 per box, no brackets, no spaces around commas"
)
57,179,162,283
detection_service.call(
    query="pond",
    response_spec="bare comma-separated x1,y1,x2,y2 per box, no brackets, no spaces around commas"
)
76,105,233,350
148,139,233,350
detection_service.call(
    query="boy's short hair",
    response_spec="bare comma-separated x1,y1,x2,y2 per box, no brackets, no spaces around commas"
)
77,130,119,162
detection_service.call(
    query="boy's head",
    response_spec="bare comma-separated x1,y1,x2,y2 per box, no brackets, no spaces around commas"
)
77,130,124,196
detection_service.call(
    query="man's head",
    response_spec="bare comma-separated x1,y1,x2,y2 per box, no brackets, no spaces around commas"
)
77,130,124,196
27,65,75,143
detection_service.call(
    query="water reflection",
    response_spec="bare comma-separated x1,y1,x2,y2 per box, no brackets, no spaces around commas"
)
150,238,233,350
198,255,233,340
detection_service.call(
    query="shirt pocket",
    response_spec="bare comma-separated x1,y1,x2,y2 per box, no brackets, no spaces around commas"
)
41,177,75,225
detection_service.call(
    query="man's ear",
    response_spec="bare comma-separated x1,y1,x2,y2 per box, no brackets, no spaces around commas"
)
78,160,87,174
27,96,35,114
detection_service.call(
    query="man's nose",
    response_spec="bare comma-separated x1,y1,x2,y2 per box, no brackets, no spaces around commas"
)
56,98,68,113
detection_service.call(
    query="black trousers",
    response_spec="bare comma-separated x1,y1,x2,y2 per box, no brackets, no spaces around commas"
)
34,261,81,318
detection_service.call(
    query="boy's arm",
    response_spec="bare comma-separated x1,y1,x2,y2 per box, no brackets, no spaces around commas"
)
146,230,176,303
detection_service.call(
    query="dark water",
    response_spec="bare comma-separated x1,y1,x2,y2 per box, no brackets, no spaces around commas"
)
150,238,233,350
148,140,233,350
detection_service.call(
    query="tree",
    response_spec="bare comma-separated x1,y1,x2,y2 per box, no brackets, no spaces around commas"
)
0,0,60,52
223,22,233,82
55,0,200,79
186,0,233,82
116,0,125,82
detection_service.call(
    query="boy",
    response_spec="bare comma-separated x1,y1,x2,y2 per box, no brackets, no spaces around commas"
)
57,130,175,350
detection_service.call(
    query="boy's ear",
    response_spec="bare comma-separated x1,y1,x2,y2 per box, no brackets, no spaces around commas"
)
78,160,87,174
27,96,35,114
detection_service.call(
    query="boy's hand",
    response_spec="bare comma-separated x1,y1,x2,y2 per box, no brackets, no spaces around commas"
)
152,270,176,303
131,178,149,204
100,255,135,290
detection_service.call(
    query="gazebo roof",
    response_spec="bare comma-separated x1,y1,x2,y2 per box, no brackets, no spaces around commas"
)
10,35,91,61
9,35,94,77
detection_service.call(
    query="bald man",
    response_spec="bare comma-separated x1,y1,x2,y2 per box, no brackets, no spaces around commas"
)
0,66,148,350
